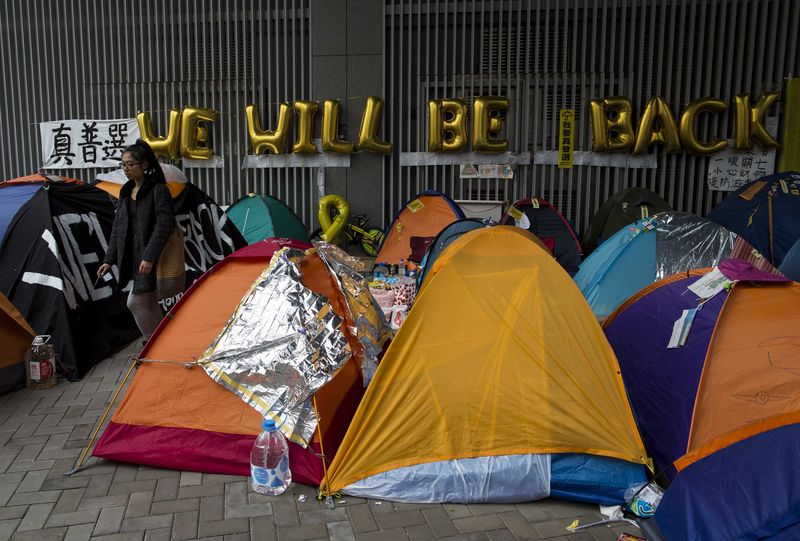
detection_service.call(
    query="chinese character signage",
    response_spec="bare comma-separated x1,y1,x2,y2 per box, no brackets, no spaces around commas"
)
558,109,575,168
707,146,776,191
39,119,140,169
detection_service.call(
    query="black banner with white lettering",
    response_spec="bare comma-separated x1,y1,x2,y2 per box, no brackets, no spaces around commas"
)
0,182,138,380
160,183,246,311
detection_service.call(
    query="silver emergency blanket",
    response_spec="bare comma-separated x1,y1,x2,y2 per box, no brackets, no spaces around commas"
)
314,242,390,385
199,249,351,446
654,212,737,280
342,454,551,503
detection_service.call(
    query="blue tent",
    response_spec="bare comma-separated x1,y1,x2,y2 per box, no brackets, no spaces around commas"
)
779,237,800,281
416,218,489,288
707,171,800,267
575,212,739,320
605,262,800,540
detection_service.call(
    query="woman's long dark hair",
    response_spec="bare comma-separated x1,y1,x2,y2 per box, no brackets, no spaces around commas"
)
123,140,167,184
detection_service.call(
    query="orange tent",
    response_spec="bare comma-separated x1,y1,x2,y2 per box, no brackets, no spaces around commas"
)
92,239,366,484
375,191,465,264
0,293,35,394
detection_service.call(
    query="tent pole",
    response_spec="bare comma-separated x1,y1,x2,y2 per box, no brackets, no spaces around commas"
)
63,356,139,476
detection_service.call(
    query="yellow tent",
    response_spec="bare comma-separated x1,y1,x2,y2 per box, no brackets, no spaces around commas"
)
322,226,648,504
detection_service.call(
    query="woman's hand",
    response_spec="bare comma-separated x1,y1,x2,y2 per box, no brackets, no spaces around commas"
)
138,260,154,274
97,263,112,277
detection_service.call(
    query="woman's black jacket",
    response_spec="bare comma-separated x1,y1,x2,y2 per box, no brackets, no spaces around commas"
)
103,179,174,294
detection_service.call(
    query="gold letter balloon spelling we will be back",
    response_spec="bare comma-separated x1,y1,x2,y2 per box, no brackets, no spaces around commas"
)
137,108,218,160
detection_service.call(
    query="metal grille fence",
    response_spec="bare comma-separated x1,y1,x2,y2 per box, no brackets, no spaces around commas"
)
384,0,800,234
0,0,316,226
1,1,798,234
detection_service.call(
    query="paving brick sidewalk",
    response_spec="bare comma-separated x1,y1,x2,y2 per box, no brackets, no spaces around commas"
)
0,341,645,541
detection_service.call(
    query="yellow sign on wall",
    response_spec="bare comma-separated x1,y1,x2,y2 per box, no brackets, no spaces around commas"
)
558,109,575,168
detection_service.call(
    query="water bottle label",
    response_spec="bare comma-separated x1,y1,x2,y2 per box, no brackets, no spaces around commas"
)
268,467,286,488
251,466,269,485
40,358,54,380
30,361,41,381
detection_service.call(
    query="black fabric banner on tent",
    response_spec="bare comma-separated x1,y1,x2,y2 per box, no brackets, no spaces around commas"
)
0,183,138,380
160,183,246,311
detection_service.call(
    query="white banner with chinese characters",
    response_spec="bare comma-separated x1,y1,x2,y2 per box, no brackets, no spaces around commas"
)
706,146,776,191
39,119,140,169
707,117,778,191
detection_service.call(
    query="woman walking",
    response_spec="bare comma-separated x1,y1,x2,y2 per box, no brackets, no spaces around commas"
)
97,140,175,341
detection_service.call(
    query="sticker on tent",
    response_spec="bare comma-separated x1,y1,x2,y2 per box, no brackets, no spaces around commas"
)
406,199,425,213
531,198,540,209
687,268,732,299
668,307,698,349
507,206,523,221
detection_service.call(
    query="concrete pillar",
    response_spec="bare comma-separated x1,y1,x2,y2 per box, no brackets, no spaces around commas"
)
311,0,384,229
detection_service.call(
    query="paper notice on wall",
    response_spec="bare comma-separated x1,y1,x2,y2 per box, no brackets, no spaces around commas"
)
40,119,139,169
460,164,480,178
707,117,778,191
558,109,575,168
459,164,514,178
687,268,732,299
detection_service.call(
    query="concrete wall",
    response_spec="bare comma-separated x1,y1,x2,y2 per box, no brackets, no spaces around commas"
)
311,0,385,228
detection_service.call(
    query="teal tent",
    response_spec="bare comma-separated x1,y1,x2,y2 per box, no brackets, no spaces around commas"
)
227,194,310,244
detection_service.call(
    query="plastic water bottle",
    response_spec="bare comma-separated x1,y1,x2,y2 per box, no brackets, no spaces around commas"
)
250,417,291,495
25,335,57,390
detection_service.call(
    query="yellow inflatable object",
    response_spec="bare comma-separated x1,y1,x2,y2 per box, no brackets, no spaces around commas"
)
318,194,349,244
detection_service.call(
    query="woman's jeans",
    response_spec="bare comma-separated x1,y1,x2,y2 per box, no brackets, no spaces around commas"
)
126,289,163,340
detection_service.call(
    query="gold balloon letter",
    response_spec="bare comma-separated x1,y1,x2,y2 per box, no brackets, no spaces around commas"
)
357,96,392,154
589,97,635,152
292,101,320,154
245,103,293,154
137,109,181,160
633,96,681,155
321,100,355,154
180,107,217,160
472,96,509,152
428,98,468,152
679,98,728,155
318,194,350,244
734,92,781,150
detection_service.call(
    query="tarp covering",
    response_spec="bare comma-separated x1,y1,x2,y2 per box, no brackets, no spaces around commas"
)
227,194,310,244
575,212,763,320
0,177,138,379
92,239,369,484
323,226,647,503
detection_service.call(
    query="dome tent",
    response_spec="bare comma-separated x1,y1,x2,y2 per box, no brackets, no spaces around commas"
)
605,261,800,540
498,197,582,275
574,211,772,320
92,239,375,484
227,193,310,244
415,218,489,288
322,226,648,504
0,292,35,394
707,171,800,267
375,190,465,265
0,174,138,380
582,186,671,256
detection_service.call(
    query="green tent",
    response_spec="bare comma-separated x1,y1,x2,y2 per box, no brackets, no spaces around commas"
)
227,194,310,244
